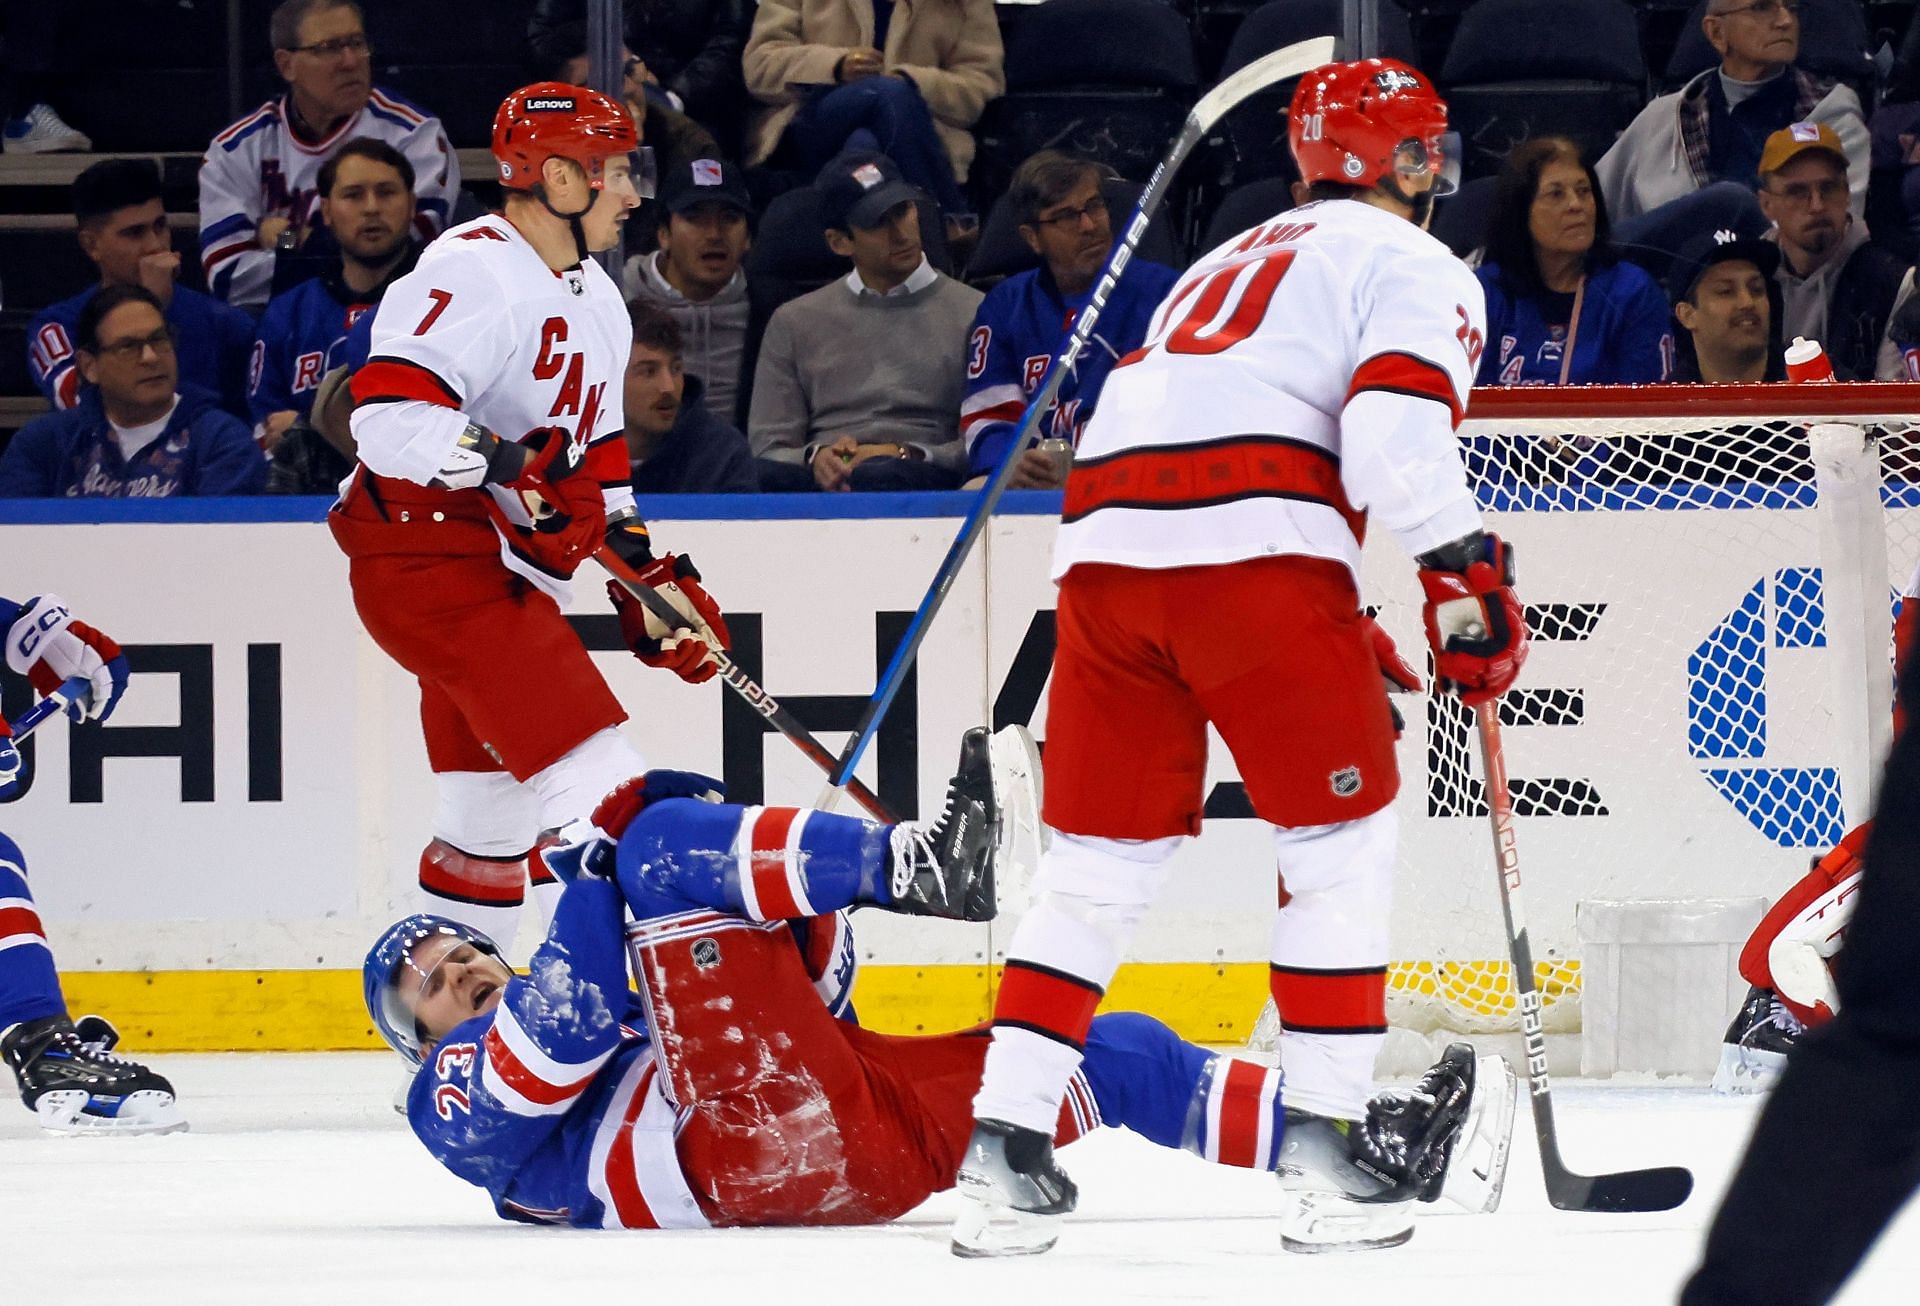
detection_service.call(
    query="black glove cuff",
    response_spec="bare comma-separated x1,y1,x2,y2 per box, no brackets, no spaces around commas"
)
1417,530,1488,574
472,425,531,485
604,510,656,567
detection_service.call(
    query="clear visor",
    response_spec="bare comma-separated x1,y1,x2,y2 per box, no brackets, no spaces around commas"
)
594,147,656,201
379,931,505,1063
1393,130,1462,198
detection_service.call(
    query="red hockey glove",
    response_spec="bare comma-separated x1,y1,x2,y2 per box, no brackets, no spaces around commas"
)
1361,614,1421,737
1418,533,1528,707
607,554,731,684
6,596,129,723
483,427,604,578
589,768,727,840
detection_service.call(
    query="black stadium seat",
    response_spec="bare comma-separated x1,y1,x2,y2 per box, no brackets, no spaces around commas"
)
1430,173,1500,256
963,177,1184,284
1439,0,1647,180
1664,0,1873,91
973,0,1200,196
1198,176,1298,250
1215,0,1421,185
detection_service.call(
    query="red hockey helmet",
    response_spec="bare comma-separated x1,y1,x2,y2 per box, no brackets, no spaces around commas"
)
492,81,640,191
1289,59,1457,199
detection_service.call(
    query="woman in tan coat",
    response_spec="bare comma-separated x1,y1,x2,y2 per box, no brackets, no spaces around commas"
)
743,0,1004,223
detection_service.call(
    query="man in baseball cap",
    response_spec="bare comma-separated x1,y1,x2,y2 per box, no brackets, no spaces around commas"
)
1756,121,1915,380
627,156,754,426
1669,227,1781,383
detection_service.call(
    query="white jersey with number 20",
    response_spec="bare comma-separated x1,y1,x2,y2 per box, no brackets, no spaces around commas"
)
1054,198,1488,582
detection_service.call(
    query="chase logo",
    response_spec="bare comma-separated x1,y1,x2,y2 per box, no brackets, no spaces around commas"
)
525,96,575,112
1687,567,1886,847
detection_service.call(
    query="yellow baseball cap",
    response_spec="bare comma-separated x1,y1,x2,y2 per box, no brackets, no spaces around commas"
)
1759,122,1847,176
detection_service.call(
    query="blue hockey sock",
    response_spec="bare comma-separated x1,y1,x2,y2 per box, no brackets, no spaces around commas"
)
1079,1011,1288,1169
616,799,894,922
0,833,68,1030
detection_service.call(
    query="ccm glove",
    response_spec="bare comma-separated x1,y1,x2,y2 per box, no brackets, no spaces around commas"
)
607,554,731,684
4,595,129,723
1417,532,1528,707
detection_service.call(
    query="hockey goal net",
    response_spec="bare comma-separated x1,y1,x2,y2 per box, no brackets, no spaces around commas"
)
1363,382,1920,1038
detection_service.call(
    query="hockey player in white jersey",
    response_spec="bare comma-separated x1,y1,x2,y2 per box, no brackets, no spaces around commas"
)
954,59,1527,1257
331,82,729,950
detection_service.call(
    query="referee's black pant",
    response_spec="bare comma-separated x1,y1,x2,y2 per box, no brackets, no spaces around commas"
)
1683,652,1920,1305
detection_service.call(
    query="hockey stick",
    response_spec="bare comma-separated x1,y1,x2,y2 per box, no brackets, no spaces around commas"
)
823,35,1341,793
4,676,91,741
1475,699,1695,1212
594,548,899,823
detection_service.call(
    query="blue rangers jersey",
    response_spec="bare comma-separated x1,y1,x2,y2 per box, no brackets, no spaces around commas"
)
408,878,856,1229
959,258,1181,480
1474,257,1673,386
26,284,254,417
247,256,413,426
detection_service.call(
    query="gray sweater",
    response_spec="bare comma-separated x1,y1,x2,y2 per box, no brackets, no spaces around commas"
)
748,268,983,473
626,250,750,428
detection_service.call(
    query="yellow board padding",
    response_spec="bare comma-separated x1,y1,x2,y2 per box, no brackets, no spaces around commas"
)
57,961,1581,1052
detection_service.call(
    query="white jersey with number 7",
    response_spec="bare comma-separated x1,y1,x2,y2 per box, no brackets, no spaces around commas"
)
1054,197,1488,582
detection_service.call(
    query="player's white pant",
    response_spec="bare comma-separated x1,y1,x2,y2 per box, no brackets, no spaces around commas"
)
972,806,1396,1133
422,727,646,946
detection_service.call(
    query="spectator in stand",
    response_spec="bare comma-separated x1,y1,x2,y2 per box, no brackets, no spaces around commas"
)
253,138,421,493
1893,293,1920,381
1,9,88,152
0,288,265,498
1476,137,1673,386
27,160,255,421
199,0,458,309
743,0,1003,241
1756,123,1917,382
528,1,754,153
626,155,753,427
1597,0,1867,224
960,151,1179,488
624,302,758,493
554,44,721,186
1671,229,1784,383
1870,100,1920,255
750,150,981,492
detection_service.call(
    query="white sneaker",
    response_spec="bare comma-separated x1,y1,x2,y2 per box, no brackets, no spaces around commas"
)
3,104,92,154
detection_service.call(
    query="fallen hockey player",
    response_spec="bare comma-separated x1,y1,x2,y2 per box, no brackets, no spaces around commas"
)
364,730,1514,1245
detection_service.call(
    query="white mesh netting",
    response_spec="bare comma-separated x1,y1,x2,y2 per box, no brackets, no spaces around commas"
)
1359,386,1920,1037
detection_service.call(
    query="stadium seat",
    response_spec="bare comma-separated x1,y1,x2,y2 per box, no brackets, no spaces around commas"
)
1439,0,1647,181
963,177,1183,284
1663,0,1873,90
973,0,1200,197
1198,176,1297,251
1214,0,1422,186
1430,173,1499,257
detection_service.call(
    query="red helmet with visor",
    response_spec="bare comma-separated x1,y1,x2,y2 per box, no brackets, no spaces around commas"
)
1289,59,1458,201
492,81,640,191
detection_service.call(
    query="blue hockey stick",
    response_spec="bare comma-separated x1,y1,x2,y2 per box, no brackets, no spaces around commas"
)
824,36,1339,794
5,676,92,740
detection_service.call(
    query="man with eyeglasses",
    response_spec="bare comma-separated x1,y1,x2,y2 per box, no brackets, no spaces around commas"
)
0,286,265,497
958,151,1179,490
1755,122,1915,381
198,0,459,309
1597,0,1866,225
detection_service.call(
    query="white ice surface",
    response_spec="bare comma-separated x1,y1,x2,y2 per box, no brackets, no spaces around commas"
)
1,1054,1916,1306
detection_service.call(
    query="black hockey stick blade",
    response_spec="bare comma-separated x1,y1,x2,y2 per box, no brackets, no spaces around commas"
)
1544,1158,1695,1213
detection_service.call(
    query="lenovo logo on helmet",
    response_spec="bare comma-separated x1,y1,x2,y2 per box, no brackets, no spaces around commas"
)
524,96,576,112
1373,68,1420,94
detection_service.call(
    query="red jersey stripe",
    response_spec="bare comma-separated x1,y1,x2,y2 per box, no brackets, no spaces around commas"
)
0,905,47,943
994,961,1105,1048
605,1065,663,1228
1345,350,1462,426
483,1023,598,1108
1214,1057,1270,1168
748,807,803,920
351,357,462,408
1061,435,1365,541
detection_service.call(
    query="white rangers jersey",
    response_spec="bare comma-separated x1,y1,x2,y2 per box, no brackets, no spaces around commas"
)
199,89,459,308
347,214,633,598
1054,198,1488,582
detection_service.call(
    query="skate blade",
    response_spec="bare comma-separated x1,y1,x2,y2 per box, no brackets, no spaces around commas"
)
1438,1053,1517,1214
950,1195,1061,1258
34,1089,188,1137
988,726,1046,908
1278,1191,1413,1253
1710,1043,1785,1096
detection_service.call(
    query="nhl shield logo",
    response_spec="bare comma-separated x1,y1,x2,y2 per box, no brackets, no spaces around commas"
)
691,938,722,969
1330,766,1362,798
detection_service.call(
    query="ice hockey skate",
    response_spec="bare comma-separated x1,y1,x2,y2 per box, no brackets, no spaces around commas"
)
951,1118,1078,1257
887,727,998,922
1276,1043,1501,1252
2,1014,186,1135
1712,984,1804,1095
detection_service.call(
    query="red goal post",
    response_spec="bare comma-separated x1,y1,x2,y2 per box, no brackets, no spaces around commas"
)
1361,380,1918,1040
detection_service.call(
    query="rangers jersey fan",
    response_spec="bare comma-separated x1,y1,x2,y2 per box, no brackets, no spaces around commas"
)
1055,195,1488,582
199,89,457,307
